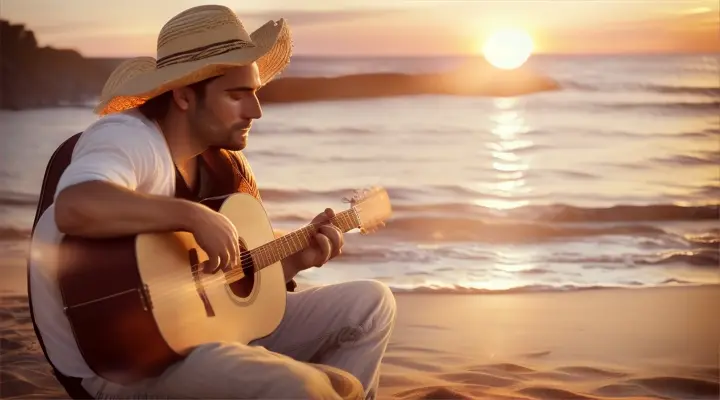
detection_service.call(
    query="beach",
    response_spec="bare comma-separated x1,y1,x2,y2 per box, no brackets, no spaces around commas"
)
381,285,719,400
2,256,718,400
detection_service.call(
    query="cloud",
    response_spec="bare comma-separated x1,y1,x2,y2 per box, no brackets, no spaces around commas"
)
237,8,407,28
604,7,718,31
23,8,404,39
543,9,720,54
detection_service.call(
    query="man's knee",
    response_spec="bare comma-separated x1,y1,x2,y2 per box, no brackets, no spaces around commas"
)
182,343,343,399
343,279,397,330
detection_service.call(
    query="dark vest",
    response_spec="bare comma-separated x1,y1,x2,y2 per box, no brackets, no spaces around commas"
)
27,132,296,399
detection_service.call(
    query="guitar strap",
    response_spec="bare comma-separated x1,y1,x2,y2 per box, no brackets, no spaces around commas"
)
27,132,93,399
28,135,295,400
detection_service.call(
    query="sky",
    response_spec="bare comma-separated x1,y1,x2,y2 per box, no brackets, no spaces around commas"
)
2,0,719,57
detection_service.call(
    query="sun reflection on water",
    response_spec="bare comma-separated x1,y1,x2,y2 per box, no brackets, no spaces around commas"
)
454,247,542,291
472,97,534,210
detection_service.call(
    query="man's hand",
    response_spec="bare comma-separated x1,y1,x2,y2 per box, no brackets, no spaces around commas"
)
186,204,240,274
282,208,344,281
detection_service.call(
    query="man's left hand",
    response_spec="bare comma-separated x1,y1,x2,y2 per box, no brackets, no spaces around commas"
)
282,208,344,280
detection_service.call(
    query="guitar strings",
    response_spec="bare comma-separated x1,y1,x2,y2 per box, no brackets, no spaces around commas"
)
131,202,378,304
144,218,334,301
134,211,360,302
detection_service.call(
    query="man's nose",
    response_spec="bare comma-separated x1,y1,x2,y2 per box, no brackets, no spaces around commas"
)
242,95,262,120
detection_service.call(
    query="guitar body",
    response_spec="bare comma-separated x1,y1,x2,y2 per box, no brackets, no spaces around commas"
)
40,193,287,384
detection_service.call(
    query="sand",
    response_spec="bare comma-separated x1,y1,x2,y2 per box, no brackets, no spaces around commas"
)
1,256,718,400
379,286,719,400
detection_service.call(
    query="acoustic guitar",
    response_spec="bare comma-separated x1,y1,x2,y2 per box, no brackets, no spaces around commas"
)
30,187,391,384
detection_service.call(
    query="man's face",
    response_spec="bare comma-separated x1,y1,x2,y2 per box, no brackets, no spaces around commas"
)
185,63,263,151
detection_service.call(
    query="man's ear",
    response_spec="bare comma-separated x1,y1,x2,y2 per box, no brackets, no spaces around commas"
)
171,87,192,111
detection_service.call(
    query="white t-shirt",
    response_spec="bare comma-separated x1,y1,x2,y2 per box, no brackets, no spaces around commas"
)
28,109,176,378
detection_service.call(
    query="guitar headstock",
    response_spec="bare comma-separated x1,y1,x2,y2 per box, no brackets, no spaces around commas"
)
345,186,392,234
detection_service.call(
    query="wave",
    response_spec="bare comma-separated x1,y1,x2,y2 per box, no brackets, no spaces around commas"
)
595,127,720,139
251,125,377,136
561,81,720,97
2,184,717,227
685,230,720,247
552,251,720,269
650,151,720,167
391,202,719,223
260,187,363,203
370,205,719,243
388,282,718,295
636,249,719,268
256,124,600,142
367,203,717,243
252,124,515,137
379,217,669,243
260,185,488,203
701,127,720,136
0,190,38,207
336,243,718,268
599,101,720,113
257,186,718,222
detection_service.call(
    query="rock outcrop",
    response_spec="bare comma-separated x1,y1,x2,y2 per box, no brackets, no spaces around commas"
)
0,20,126,110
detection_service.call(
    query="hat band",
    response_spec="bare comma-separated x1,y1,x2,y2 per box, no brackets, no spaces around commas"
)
157,39,256,69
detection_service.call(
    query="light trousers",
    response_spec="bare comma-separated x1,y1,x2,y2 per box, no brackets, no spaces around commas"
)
81,279,397,399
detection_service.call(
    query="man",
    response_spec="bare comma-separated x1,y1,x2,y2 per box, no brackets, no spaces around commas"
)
27,5,396,399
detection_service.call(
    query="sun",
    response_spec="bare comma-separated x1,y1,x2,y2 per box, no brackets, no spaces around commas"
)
482,28,534,70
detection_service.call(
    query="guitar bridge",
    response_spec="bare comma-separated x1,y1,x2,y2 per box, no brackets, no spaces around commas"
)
139,284,153,311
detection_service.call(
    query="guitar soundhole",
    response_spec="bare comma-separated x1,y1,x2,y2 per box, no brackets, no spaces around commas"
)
224,246,255,299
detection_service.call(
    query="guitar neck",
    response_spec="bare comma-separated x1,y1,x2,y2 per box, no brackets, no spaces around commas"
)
248,208,359,270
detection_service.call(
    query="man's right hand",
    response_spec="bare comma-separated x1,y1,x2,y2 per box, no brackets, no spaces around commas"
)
55,181,240,274
187,204,240,274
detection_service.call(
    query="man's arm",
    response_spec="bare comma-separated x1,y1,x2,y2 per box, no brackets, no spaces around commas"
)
55,180,241,272
55,181,201,237
52,122,196,237
52,123,241,271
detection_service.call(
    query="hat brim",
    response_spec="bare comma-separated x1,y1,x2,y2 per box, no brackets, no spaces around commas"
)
95,18,292,116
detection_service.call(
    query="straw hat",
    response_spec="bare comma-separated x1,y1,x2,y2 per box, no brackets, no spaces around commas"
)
95,4,292,116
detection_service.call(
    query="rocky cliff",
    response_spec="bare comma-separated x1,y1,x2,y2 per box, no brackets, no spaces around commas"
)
0,20,123,110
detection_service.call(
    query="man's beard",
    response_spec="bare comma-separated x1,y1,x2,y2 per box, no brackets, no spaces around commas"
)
189,111,247,151
205,125,249,151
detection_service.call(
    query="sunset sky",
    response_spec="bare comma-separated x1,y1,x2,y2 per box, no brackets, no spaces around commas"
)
3,0,719,57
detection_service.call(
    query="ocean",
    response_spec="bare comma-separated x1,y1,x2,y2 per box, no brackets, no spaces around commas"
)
1,54,718,294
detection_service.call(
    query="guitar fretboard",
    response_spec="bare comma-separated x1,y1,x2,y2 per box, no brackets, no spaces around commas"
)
248,208,359,270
